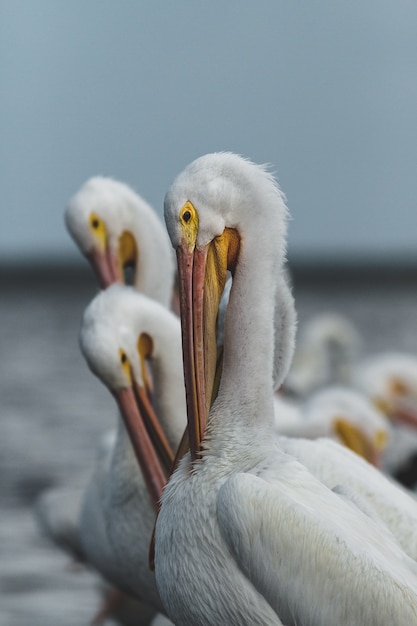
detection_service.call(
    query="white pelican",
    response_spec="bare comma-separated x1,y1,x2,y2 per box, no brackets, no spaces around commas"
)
274,386,389,466
79,284,184,618
155,152,417,625
65,176,175,308
283,311,417,480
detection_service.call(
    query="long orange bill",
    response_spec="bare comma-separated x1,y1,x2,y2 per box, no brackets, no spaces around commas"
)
176,245,205,461
133,382,175,476
176,230,239,461
88,248,122,288
114,387,166,512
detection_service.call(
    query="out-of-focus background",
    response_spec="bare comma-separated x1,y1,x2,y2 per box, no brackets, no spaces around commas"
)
1,2,417,625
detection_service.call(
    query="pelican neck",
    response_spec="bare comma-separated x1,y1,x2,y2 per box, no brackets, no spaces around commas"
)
214,225,283,435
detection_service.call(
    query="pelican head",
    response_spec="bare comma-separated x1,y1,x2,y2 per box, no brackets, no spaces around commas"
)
164,152,295,460
65,177,137,287
79,284,178,507
65,177,175,307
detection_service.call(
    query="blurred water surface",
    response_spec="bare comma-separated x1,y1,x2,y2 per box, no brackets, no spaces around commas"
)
1,268,417,625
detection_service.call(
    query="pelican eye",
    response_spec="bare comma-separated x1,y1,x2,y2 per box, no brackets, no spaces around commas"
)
180,201,197,225
119,349,132,384
89,212,107,250
179,201,199,250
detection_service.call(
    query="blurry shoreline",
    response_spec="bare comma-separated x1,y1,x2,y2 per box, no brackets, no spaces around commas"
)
1,259,416,289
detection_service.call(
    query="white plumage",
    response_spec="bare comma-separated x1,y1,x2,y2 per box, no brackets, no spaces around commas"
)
79,285,185,617
65,176,175,307
155,152,417,625
35,427,165,626
57,177,180,623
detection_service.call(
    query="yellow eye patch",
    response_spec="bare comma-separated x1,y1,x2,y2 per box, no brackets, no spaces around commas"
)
89,212,107,251
119,349,132,385
179,201,199,251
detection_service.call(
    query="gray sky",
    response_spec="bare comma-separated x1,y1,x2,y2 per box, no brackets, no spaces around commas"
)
1,1,417,265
